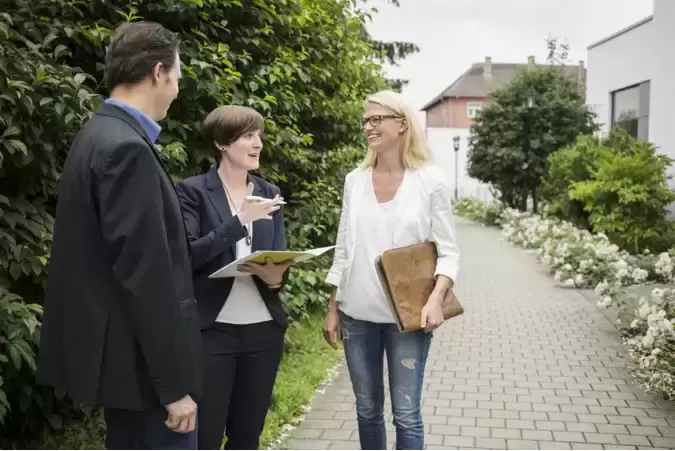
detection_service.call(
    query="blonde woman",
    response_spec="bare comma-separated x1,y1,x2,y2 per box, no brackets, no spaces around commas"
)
323,90,460,450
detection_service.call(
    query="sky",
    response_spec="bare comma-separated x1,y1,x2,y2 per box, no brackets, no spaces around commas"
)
363,0,654,113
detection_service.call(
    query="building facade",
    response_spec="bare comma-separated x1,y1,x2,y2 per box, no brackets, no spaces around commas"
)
586,0,675,181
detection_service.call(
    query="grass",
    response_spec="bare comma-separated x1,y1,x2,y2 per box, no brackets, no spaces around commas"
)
39,313,342,449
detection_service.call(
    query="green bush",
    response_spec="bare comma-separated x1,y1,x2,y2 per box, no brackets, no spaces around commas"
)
0,9,102,441
541,129,675,253
540,134,603,229
0,297,42,428
569,131,675,253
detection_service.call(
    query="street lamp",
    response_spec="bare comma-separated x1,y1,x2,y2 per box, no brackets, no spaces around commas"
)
522,95,534,212
452,135,460,200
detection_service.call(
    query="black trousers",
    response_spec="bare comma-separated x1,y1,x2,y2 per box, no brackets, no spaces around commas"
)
198,320,286,450
104,405,198,449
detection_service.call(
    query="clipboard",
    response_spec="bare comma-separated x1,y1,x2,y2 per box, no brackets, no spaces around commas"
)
208,245,335,278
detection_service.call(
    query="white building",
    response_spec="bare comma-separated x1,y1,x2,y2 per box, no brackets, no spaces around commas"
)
586,0,675,180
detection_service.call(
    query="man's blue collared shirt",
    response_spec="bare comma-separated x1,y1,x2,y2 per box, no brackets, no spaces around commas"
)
104,99,161,144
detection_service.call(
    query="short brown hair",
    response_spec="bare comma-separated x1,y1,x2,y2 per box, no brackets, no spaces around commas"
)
203,106,265,156
104,21,180,90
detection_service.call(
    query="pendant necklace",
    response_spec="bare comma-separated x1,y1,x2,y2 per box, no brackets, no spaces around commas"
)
222,181,252,246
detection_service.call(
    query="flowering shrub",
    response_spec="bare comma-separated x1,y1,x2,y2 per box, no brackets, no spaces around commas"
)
500,209,652,290
488,204,675,399
605,286,675,399
452,197,504,227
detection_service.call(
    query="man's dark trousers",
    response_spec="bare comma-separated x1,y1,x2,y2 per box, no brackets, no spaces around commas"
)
104,407,198,450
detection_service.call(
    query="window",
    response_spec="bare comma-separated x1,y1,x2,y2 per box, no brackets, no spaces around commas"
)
467,102,482,119
610,81,650,140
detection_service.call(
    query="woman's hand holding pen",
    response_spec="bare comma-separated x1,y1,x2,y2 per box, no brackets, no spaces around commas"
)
237,182,283,225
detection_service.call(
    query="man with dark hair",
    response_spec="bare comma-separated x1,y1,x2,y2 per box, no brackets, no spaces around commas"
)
36,21,202,449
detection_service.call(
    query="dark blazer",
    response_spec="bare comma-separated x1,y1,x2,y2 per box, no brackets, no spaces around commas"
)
36,103,202,411
175,168,288,330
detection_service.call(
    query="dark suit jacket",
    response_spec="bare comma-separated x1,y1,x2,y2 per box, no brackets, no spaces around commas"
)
175,168,288,330
36,103,202,411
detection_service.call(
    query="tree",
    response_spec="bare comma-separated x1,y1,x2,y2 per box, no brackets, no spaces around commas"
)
359,0,420,90
0,0,399,444
466,65,597,211
545,35,570,65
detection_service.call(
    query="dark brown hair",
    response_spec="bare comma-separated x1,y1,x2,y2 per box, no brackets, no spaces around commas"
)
203,106,265,157
104,21,180,90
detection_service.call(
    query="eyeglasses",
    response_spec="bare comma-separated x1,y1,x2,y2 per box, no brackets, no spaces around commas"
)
360,114,401,128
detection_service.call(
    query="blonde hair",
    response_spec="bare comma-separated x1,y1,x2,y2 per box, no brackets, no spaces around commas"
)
361,90,431,169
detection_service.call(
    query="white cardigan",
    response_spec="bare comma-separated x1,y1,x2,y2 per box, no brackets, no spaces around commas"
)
326,163,460,301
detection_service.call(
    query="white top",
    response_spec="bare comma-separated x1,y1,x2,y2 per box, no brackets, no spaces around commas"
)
326,164,460,305
340,174,401,323
215,205,273,325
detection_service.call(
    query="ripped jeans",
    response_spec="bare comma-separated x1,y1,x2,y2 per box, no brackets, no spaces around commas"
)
339,311,432,450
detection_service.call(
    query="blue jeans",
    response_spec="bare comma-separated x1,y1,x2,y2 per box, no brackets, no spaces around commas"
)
339,311,432,450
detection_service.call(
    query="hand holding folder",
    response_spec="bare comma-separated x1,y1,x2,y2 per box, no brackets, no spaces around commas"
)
375,241,463,333
209,246,335,278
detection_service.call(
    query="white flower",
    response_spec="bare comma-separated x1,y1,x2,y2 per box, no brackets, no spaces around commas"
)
655,252,674,278
642,333,655,349
638,300,651,319
616,268,629,279
575,274,585,286
632,268,648,283
597,296,612,309
595,281,610,295
614,260,628,271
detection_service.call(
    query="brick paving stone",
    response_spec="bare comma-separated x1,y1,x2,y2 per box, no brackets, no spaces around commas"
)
554,431,585,442
522,430,553,441
616,434,652,446
319,429,352,441
284,218,675,450
648,435,675,448
572,444,603,449
640,418,671,427
443,435,475,447
476,437,507,449
507,439,539,449
285,439,332,449
328,441,359,450
584,432,618,444
658,426,675,437
539,441,573,449
290,428,323,439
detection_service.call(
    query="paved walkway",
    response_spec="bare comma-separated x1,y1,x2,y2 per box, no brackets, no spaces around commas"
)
285,218,675,450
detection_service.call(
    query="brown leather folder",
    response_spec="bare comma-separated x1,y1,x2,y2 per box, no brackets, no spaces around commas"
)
375,241,463,332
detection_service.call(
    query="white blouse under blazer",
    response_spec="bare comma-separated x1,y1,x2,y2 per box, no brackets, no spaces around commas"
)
326,163,460,302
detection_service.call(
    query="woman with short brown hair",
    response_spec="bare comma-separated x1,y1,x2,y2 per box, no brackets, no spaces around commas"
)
176,105,291,449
